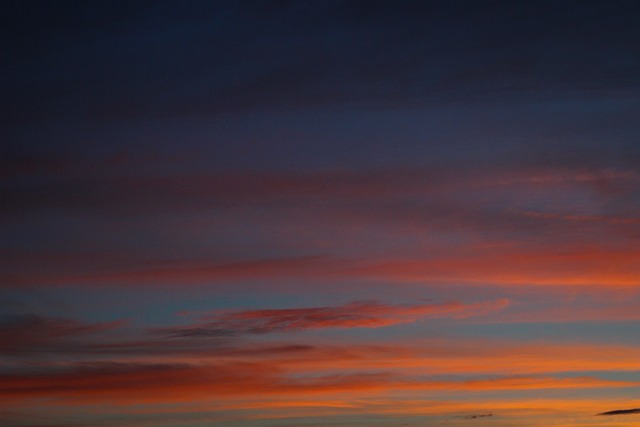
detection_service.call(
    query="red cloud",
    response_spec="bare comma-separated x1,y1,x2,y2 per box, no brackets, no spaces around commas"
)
158,299,508,337
0,315,125,356
4,167,640,289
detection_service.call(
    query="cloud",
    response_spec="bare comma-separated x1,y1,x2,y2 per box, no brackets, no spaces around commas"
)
3,166,639,289
1,358,634,408
350,246,640,286
0,362,239,404
7,246,640,290
157,299,507,337
477,289,640,324
0,315,313,359
3,313,640,413
59,255,338,286
4,166,636,215
0,314,125,356
597,408,640,416
463,413,493,419
6,244,640,288
0,253,346,288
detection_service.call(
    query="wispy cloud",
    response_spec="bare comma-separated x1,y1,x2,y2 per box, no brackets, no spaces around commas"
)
462,413,493,419
4,166,636,215
597,408,640,416
157,300,508,337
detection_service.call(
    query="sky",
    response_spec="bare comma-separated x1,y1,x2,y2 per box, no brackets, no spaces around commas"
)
2,1,640,426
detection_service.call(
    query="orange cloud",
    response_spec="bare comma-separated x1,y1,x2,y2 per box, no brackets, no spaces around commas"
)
350,246,640,286
4,335,640,426
1,361,634,407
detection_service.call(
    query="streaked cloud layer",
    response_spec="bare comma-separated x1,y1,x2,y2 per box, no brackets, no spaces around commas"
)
3,1,640,426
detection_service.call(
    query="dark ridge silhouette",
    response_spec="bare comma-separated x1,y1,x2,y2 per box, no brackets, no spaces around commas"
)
597,408,640,416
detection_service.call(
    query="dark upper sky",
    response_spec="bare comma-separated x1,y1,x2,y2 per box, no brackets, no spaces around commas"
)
3,0,640,173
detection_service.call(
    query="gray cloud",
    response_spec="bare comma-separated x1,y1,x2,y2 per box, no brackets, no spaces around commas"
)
597,408,640,416
463,413,493,419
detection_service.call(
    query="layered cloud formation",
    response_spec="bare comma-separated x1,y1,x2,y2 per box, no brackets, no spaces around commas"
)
3,1,640,426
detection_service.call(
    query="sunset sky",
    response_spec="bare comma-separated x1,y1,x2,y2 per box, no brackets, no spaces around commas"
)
3,1,640,426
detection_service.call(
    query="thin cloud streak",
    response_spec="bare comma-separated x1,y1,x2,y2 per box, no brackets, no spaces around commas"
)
5,245,640,288
350,247,640,286
597,408,640,416
0,315,126,356
157,299,508,337
4,167,637,214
